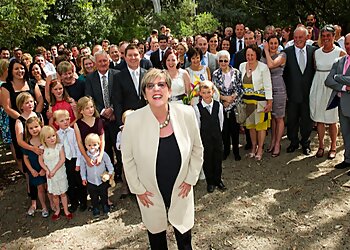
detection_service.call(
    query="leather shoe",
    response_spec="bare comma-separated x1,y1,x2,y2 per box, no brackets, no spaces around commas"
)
216,182,227,191
335,161,350,169
207,185,215,193
234,154,241,161
287,144,299,153
223,152,229,160
302,146,311,155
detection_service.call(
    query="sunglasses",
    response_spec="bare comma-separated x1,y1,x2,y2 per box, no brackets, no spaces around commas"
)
219,60,229,63
146,82,167,90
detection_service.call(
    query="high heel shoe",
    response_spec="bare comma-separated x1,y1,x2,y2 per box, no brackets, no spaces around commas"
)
266,146,275,153
246,152,255,158
255,153,263,161
272,145,281,158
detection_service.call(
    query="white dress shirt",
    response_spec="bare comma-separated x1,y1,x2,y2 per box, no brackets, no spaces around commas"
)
127,66,141,96
193,99,224,131
57,127,81,166
236,38,245,52
294,46,307,66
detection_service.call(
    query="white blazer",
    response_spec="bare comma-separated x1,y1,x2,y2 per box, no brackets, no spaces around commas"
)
121,103,203,234
239,61,273,100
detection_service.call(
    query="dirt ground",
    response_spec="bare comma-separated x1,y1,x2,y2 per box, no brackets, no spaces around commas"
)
1,131,350,250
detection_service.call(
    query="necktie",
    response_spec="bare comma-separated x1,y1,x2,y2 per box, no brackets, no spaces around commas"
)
131,70,139,96
238,40,243,51
201,55,206,66
102,75,110,107
161,50,164,61
299,49,306,74
63,130,72,160
343,56,350,75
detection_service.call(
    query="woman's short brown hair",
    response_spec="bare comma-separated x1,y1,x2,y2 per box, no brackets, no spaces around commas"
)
244,44,261,61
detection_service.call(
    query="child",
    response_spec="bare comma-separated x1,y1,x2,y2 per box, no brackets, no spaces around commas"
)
193,80,225,193
116,110,134,199
22,116,49,217
39,126,73,221
54,110,87,213
80,133,114,217
48,80,76,129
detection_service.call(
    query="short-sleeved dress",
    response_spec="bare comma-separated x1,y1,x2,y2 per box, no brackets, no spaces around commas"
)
76,117,104,151
23,145,47,186
51,99,76,130
309,46,344,123
261,52,287,118
43,143,68,195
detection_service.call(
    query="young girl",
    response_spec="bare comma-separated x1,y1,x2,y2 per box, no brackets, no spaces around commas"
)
22,117,49,217
48,80,76,129
39,126,73,221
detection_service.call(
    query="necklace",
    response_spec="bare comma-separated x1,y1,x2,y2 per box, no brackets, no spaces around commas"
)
159,112,170,129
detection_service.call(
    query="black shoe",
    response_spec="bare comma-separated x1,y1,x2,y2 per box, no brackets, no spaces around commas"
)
103,205,110,214
335,161,350,169
207,185,215,193
287,144,299,153
234,154,241,161
92,208,100,217
216,182,227,191
68,204,78,213
302,146,311,155
79,204,87,212
244,144,252,150
223,152,230,160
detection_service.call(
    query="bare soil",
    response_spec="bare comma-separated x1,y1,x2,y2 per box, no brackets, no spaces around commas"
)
1,131,350,250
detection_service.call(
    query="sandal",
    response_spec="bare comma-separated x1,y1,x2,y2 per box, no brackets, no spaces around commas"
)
246,152,255,158
27,206,36,216
316,148,324,158
328,150,336,160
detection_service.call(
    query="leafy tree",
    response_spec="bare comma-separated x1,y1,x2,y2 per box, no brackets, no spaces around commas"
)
0,0,54,48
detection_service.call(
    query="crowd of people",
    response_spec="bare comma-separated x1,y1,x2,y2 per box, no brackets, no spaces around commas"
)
1,13,350,249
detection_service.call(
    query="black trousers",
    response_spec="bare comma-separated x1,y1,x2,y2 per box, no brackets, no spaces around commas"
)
222,110,240,156
87,182,109,209
66,158,87,207
102,118,121,176
202,139,223,186
286,101,313,147
148,229,192,250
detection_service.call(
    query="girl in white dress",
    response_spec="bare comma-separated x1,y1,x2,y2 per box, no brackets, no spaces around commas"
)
39,125,72,221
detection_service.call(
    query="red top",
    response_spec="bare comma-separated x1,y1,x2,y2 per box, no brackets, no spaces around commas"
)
51,100,76,129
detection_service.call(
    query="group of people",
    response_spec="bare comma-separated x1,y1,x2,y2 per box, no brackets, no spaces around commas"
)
1,15,350,249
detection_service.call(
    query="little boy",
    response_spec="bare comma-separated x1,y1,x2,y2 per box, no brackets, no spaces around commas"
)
80,133,114,217
54,110,87,212
193,80,226,193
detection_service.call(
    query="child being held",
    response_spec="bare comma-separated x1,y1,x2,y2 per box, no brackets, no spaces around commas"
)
54,109,87,213
193,80,225,193
80,133,114,217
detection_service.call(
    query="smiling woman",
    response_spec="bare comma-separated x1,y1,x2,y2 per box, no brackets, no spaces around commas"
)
121,68,203,249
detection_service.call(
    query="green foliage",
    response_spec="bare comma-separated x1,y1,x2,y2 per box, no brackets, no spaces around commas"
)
0,0,54,48
193,12,220,34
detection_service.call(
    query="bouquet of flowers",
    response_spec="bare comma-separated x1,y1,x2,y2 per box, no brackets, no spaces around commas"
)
182,75,201,105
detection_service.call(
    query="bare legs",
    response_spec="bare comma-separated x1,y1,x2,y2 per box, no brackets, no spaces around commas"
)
52,193,70,216
317,122,338,151
249,129,266,160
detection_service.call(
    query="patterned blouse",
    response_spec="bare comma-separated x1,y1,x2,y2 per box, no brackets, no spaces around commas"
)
212,66,244,111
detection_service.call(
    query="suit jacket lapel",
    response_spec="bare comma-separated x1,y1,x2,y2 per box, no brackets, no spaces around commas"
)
93,71,104,105
107,70,113,99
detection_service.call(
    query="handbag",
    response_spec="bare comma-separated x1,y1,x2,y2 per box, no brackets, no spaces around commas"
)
235,101,247,124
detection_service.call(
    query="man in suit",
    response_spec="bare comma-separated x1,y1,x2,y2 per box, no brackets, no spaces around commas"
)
150,34,169,69
230,23,245,54
85,50,119,163
325,33,350,169
109,44,126,70
197,37,218,75
283,26,316,155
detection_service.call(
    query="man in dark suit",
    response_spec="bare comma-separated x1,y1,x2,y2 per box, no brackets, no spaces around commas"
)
233,30,256,69
112,44,147,198
326,33,350,169
283,26,316,155
150,34,169,69
85,50,119,163
230,23,245,55
109,44,126,70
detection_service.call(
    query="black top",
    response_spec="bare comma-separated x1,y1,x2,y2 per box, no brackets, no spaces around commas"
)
197,100,222,144
65,78,85,102
156,133,181,207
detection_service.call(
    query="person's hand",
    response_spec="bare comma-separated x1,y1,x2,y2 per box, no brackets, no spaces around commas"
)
46,110,53,120
75,166,80,171
46,170,51,179
109,113,116,121
95,153,103,166
49,170,56,178
178,182,191,198
263,41,269,51
82,180,87,186
39,169,46,176
32,145,43,155
31,169,39,177
104,108,114,119
346,85,350,91
137,191,154,207
264,102,272,113
84,156,94,167
223,101,230,108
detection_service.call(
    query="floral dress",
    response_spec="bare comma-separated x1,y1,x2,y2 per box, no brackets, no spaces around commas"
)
0,81,11,144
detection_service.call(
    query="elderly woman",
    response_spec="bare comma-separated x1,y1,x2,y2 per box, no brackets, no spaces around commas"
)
121,68,203,249
309,25,346,159
240,44,273,161
212,50,243,161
